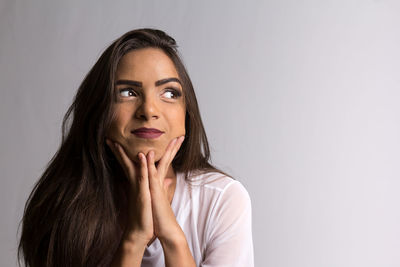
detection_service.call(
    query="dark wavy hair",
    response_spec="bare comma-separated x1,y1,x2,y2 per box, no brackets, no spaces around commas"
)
17,28,229,267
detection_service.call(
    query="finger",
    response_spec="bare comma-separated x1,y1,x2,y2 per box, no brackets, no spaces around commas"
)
138,152,149,187
138,152,151,199
163,178,173,192
156,137,178,175
158,136,184,175
105,138,112,149
106,139,119,160
113,142,138,185
170,135,185,159
106,139,128,174
147,150,158,185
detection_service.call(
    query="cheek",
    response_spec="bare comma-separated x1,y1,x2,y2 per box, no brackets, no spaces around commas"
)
170,108,186,135
107,106,131,139
107,120,120,139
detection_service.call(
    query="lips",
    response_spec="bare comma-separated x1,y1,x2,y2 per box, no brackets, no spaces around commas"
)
131,127,164,139
133,127,163,133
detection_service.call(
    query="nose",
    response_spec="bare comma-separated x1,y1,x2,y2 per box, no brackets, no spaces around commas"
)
134,94,160,121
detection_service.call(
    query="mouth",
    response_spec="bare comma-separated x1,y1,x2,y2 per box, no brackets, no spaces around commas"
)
131,127,164,139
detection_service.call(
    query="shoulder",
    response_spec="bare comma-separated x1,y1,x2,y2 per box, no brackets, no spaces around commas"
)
187,170,236,190
184,170,251,214
184,171,253,259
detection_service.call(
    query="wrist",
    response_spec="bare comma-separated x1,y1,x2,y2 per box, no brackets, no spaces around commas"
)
121,238,147,253
111,239,147,267
159,229,187,249
159,231,196,267
122,230,153,246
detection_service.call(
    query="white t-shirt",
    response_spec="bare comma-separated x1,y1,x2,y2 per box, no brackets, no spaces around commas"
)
141,170,254,267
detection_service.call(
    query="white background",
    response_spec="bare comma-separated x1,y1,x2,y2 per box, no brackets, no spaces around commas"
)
1,0,399,266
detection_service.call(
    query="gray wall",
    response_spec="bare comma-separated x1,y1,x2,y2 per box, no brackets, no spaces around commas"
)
1,0,399,266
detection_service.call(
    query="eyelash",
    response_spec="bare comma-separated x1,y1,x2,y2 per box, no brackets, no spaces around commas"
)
118,88,182,99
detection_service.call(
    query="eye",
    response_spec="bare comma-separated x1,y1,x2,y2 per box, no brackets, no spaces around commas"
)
119,88,137,98
163,88,182,99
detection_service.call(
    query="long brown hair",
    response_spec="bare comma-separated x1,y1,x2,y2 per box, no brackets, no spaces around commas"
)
18,28,230,267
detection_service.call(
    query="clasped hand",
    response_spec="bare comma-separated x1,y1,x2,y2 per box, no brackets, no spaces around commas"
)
106,136,185,247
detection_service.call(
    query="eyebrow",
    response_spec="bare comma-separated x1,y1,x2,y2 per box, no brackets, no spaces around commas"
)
115,77,182,87
155,77,182,86
115,80,142,87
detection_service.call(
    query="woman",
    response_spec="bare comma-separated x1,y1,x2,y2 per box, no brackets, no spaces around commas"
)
18,28,253,267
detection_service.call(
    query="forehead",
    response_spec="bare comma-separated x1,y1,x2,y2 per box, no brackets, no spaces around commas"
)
116,48,179,79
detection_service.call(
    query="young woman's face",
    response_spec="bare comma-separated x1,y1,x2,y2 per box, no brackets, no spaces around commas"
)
107,48,186,163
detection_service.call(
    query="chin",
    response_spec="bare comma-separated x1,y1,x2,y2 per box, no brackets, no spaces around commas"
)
124,145,163,163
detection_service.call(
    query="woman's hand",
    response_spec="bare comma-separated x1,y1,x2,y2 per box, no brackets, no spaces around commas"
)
107,136,196,267
106,136,185,246
146,136,185,243
106,138,153,247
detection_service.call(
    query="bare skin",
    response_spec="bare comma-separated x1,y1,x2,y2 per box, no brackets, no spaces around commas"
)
107,48,186,164
107,48,195,266
108,137,195,267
